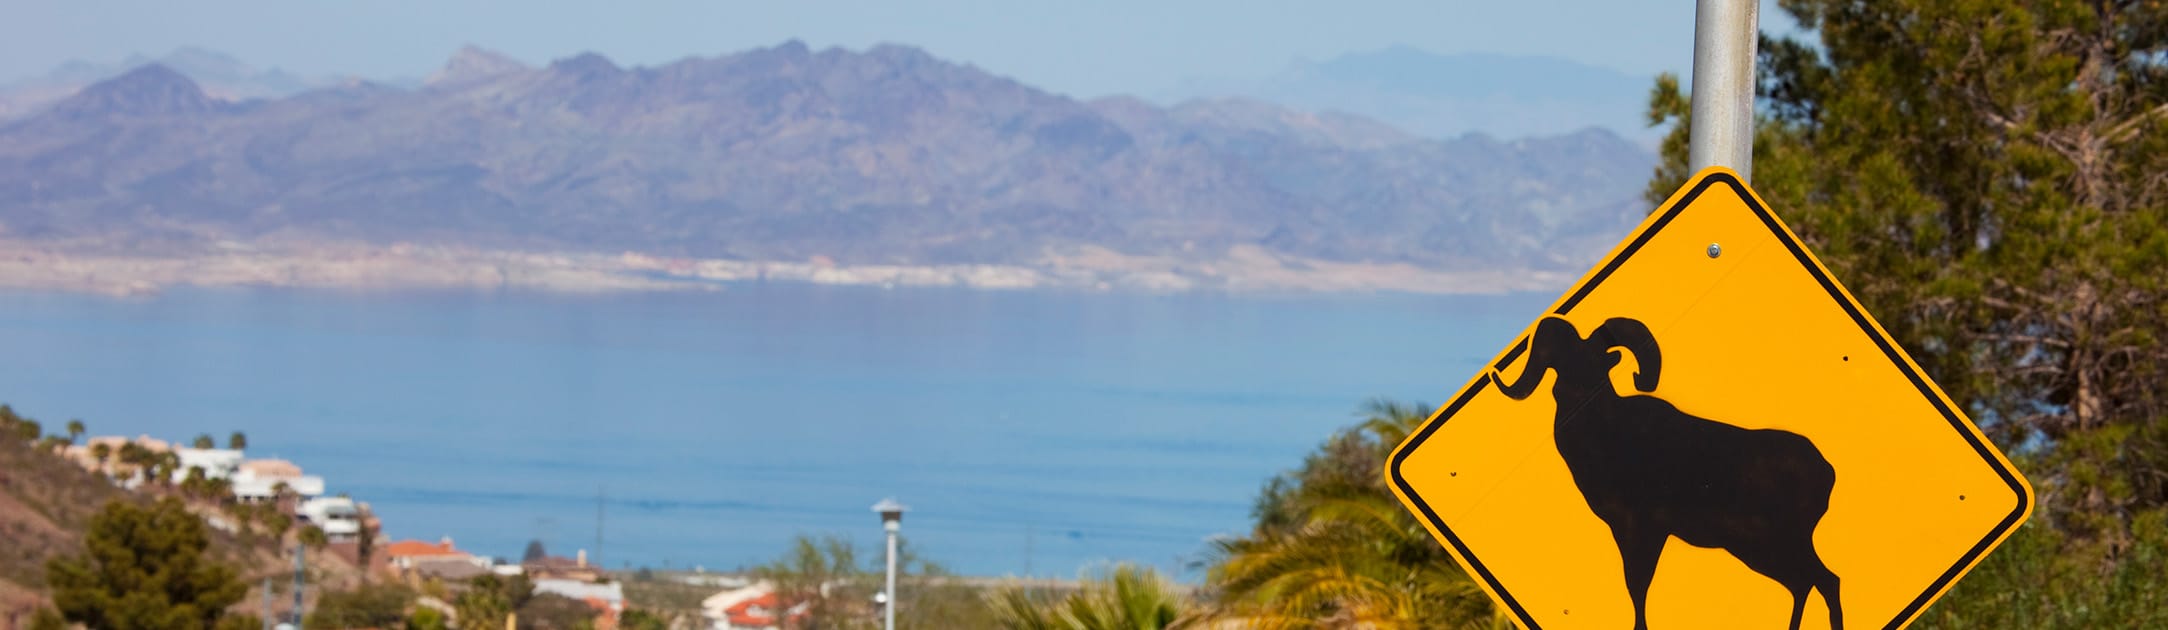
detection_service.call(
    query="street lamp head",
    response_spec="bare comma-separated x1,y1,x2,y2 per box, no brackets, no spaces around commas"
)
873,498,907,527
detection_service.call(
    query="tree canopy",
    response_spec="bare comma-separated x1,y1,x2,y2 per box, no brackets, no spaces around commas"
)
1200,400,1506,629
1637,0,2168,624
306,583,416,629
988,564,1190,630
1650,0,2168,449
45,497,247,630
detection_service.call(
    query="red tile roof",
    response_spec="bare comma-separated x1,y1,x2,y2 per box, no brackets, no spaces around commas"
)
725,593,807,628
383,539,463,558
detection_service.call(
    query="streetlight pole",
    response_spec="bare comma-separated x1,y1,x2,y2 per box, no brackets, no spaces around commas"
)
873,498,907,630
1688,0,1760,181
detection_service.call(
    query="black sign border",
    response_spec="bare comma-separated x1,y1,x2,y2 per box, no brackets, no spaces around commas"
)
1387,171,2032,630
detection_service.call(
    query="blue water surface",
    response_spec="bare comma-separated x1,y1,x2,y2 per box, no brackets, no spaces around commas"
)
0,283,1546,578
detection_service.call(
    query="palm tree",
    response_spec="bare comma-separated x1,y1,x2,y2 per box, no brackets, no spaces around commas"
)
190,434,214,449
227,431,247,450
65,419,84,445
89,443,112,474
1196,399,1510,629
115,442,149,483
990,564,1192,630
1202,493,1505,629
152,451,182,487
180,466,208,498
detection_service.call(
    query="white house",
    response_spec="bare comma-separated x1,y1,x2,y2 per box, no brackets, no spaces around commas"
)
297,496,361,540
231,459,326,503
533,577,624,613
171,448,245,482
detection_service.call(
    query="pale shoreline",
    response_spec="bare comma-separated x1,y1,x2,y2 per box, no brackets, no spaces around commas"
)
0,240,1575,298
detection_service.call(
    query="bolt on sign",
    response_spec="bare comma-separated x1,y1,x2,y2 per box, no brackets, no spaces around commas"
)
1386,168,2032,630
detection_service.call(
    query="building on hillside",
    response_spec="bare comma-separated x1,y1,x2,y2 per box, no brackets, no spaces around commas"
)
532,578,624,625
719,593,815,627
232,458,326,503
384,537,481,569
242,458,302,477
701,582,813,630
409,557,491,581
700,582,771,629
64,435,177,484
384,537,496,580
171,447,245,482
525,549,605,582
297,496,361,540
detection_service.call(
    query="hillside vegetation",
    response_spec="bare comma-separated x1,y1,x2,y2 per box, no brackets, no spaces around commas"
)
0,407,365,625
0,406,138,616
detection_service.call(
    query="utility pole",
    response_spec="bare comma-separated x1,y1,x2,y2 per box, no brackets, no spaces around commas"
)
596,485,606,571
261,577,273,630
1689,0,1760,181
292,542,306,628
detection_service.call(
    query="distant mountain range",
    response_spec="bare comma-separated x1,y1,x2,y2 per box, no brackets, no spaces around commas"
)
1165,46,1660,143
0,42,1656,283
0,47,350,121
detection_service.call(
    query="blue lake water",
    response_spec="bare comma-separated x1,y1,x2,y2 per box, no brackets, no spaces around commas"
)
0,283,1548,578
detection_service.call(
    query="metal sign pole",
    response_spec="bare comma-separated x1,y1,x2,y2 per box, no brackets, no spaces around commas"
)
1688,0,1760,181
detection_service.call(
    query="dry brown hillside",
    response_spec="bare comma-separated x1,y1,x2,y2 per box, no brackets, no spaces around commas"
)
0,408,367,624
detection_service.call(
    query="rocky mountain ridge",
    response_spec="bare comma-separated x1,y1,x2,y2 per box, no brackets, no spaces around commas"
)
0,42,1657,291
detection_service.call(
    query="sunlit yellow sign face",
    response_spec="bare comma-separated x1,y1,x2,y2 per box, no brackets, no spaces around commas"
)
1387,168,2032,630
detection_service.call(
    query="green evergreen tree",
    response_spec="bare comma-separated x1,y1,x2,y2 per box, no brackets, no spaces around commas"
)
1641,1,2168,625
454,574,532,630
618,609,670,630
1648,0,2168,449
406,606,450,630
307,583,416,629
46,497,247,630
214,614,264,630
516,593,594,630
27,607,66,630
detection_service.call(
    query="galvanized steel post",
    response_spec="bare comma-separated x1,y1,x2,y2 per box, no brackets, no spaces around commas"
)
874,499,907,630
1689,0,1759,181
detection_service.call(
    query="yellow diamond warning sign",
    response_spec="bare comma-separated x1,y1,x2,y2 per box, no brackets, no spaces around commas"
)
1386,168,2032,630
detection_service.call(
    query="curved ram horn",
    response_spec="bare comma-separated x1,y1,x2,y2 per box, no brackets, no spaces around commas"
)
1495,317,1582,400
1592,317,1662,393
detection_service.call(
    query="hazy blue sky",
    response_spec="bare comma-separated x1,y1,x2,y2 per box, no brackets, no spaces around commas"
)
3,0,1797,98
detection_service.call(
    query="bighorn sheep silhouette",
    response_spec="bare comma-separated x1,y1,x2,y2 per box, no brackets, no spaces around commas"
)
1494,316,1841,630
